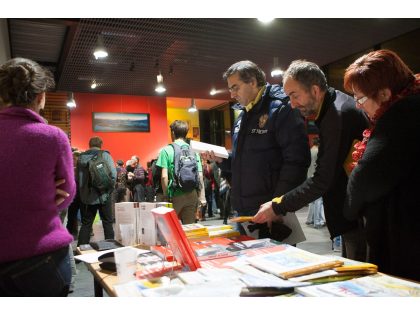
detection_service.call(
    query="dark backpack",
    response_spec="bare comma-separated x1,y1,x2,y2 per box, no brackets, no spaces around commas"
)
88,151,114,195
151,160,162,193
170,142,199,192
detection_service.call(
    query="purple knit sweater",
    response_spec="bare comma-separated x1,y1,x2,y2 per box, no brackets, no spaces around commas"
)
0,106,76,263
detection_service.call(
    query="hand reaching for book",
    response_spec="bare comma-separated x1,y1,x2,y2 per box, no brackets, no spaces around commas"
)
253,201,279,224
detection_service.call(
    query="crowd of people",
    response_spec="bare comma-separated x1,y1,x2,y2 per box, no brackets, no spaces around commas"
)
1,48,419,297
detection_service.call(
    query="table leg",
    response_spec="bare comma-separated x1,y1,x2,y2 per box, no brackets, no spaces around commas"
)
94,277,103,297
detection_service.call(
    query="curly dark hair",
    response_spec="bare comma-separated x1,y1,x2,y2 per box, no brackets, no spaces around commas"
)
0,57,55,107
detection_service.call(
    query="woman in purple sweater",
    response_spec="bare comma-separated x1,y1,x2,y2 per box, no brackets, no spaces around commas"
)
0,58,76,296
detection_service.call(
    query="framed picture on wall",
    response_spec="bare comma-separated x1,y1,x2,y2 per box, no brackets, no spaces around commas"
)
92,112,150,132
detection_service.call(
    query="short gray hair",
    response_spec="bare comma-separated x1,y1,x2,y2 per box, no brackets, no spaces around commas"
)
283,60,328,92
223,60,266,87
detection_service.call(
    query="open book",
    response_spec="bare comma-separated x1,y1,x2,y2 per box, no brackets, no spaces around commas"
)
296,274,420,297
190,237,278,261
190,140,229,159
152,206,201,271
246,245,343,279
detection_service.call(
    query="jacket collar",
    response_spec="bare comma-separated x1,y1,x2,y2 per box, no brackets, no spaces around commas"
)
0,105,47,124
232,83,285,112
315,87,336,125
245,86,266,112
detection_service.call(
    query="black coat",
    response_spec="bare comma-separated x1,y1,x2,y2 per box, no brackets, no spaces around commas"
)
344,94,420,281
226,83,310,215
274,88,369,238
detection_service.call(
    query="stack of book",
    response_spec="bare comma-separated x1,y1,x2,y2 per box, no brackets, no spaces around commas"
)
206,224,240,238
182,223,209,239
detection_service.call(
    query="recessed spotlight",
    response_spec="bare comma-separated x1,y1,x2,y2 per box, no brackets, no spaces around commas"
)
257,18,275,24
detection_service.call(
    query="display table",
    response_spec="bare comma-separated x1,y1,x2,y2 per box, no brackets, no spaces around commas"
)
76,245,420,297
76,245,149,297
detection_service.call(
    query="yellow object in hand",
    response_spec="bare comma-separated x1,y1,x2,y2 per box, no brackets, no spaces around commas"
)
272,196,283,204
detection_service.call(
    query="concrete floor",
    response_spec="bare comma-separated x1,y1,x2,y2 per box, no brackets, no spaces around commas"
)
69,206,337,297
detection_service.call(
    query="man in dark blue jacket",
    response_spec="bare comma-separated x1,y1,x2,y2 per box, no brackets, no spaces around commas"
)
253,60,369,261
212,60,310,236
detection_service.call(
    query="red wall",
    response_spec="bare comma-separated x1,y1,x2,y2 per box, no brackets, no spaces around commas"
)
70,93,168,167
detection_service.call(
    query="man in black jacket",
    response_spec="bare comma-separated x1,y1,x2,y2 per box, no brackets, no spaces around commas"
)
253,60,369,261
209,60,310,239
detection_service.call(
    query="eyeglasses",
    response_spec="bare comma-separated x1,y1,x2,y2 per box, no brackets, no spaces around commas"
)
354,95,368,105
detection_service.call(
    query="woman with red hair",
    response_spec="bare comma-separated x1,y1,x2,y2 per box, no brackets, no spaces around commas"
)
343,49,420,281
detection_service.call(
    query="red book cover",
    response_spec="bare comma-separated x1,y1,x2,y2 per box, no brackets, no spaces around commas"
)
151,206,201,271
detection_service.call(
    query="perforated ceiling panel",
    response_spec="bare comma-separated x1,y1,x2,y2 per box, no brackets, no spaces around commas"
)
8,18,420,99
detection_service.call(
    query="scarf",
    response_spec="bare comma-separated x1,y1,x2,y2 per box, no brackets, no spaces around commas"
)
349,74,420,172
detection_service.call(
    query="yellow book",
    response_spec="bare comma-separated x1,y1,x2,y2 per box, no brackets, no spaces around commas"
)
209,229,240,238
229,216,254,223
206,225,233,232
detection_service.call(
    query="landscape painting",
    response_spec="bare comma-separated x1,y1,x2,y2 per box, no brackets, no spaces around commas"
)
92,112,150,132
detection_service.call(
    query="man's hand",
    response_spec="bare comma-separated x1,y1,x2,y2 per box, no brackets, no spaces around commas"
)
253,201,279,224
55,179,70,206
201,150,222,163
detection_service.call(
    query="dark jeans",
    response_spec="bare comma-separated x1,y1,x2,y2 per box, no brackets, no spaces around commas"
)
204,187,213,217
77,200,114,246
0,246,71,296
133,184,146,202
213,185,222,213
221,187,232,224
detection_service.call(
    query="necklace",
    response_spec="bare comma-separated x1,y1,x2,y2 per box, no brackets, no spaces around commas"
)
349,74,420,172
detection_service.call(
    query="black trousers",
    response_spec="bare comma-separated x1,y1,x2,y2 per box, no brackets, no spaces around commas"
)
77,199,114,246
66,194,81,237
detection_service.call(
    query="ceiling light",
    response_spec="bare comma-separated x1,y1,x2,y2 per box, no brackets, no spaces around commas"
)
90,80,97,89
93,35,108,60
271,69,284,77
66,92,76,108
271,57,284,78
257,18,275,24
188,98,197,113
210,88,217,96
155,72,166,93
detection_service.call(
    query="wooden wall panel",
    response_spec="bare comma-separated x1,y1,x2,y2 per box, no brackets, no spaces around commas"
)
42,92,71,141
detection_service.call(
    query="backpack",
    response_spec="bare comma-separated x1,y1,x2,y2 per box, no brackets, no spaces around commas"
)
151,160,162,193
88,151,114,195
170,142,199,192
